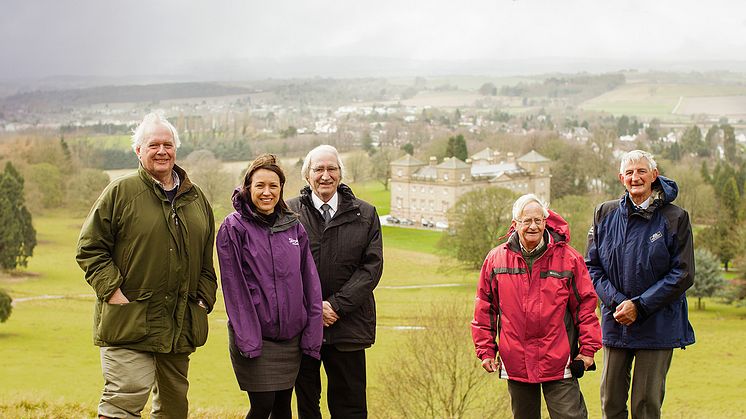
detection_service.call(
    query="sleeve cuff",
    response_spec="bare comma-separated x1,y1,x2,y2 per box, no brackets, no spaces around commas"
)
328,297,342,316
630,296,646,319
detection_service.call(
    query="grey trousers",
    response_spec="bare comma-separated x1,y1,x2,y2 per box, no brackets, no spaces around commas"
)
600,346,674,419
99,347,191,419
507,378,588,419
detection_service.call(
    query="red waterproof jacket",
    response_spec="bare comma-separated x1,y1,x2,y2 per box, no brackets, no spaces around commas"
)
472,210,602,383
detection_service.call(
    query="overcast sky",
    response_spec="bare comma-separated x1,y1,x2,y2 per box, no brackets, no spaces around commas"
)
2,0,746,80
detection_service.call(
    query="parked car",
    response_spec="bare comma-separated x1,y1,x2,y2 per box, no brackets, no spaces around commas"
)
399,218,415,225
385,215,400,224
421,218,434,228
435,221,449,230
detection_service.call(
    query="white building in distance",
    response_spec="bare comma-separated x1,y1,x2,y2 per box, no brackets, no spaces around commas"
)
389,148,551,224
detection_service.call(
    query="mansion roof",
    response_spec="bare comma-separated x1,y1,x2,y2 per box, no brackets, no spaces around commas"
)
393,148,547,182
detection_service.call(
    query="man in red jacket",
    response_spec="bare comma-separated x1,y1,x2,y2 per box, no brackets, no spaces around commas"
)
472,193,602,419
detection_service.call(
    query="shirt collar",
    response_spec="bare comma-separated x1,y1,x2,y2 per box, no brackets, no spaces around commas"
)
520,236,545,255
311,190,338,214
631,194,653,211
311,192,339,217
638,194,653,210
154,170,180,192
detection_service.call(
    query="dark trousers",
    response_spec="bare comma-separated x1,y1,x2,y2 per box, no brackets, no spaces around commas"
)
600,346,674,419
295,345,367,419
507,378,588,419
246,389,293,419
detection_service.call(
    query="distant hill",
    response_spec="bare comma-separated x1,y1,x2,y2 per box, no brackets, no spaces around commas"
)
0,82,253,111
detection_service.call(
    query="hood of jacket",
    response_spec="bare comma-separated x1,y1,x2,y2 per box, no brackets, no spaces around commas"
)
504,209,571,252
620,175,678,218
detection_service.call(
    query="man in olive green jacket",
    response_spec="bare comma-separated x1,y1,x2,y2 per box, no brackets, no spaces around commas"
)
77,112,218,419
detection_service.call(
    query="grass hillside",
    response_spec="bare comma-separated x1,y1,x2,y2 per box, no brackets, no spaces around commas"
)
1,182,746,417
580,82,746,119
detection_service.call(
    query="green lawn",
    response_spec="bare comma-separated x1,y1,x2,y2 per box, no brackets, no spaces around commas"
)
2,211,746,418
346,180,391,215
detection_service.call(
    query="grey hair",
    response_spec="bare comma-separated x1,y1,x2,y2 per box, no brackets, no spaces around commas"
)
301,144,345,183
619,150,657,174
512,193,549,220
131,112,181,152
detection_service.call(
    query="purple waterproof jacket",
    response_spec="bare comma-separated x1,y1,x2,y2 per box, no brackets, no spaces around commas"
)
217,190,323,359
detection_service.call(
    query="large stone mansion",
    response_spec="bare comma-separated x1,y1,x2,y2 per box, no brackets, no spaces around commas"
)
389,148,551,224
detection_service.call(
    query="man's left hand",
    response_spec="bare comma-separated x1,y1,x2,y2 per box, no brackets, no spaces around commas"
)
575,354,594,370
613,300,638,326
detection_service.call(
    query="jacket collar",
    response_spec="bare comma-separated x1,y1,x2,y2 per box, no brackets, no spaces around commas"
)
138,164,193,199
619,175,677,219
505,209,569,254
299,183,358,214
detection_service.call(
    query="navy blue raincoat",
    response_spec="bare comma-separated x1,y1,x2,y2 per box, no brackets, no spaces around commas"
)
586,176,695,349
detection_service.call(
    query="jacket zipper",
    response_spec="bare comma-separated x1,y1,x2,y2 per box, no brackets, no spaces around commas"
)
171,205,179,226
269,229,280,340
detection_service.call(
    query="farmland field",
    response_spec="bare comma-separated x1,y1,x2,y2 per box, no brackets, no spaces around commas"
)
580,82,746,119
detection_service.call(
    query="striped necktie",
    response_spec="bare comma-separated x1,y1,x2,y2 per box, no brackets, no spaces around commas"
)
321,203,332,224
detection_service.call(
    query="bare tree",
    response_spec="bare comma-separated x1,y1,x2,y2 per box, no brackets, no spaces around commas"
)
343,151,370,183
182,149,235,210
370,147,399,190
375,301,511,419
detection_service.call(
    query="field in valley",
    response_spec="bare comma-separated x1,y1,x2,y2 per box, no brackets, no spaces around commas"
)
580,82,746,120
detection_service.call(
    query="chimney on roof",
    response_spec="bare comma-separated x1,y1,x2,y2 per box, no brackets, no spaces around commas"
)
429,156,437,166
507,152,515,163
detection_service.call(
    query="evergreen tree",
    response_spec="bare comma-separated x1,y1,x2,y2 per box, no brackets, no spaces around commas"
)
445,134,468,161
616,115,630,136
361,131,374,155
0,162,36,270
705,124,719,156
698,218,741,271
0,289,11,323
700,161,711,183
690,248,725,310
400,143,414,156
680,125,703,155
723,124,738,164
645,119,661,142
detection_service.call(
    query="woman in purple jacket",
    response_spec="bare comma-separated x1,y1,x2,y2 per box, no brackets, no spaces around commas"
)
217,154,323,419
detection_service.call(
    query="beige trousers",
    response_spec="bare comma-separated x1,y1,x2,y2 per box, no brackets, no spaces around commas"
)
99,347,190,419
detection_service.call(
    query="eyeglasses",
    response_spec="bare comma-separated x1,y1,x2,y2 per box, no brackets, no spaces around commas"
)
311,166,340,175
517,218,545,227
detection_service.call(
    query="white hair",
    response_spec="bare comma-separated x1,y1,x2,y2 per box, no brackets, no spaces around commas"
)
131,112,181,152
619,149,657,174
512,193,549,220
301,144,345,183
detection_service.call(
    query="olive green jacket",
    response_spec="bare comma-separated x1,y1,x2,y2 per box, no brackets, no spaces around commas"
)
76,164,218,353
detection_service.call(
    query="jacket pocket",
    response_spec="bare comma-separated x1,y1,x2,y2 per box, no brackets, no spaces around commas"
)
97,290,152,344
186,296,209,347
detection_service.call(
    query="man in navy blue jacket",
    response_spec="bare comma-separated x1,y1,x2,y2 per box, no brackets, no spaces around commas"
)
586,150,695,419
